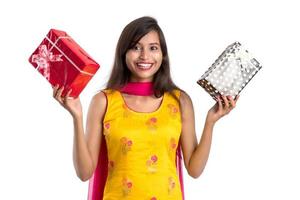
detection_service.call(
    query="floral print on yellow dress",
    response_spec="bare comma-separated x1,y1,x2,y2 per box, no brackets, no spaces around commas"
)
168,177,176,195
169,137,177,152
103,122,110,136
122,177,133,196
167,104,179,119
120,137,133,154
146,154,158,173
145,117,158,131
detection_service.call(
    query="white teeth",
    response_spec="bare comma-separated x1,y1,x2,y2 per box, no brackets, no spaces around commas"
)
137,63,152,69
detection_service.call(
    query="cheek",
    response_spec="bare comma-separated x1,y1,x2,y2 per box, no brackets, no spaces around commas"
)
125,52,135,67
153,52,163,65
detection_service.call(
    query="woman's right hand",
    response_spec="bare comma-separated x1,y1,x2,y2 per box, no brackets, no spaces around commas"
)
52,84,83,119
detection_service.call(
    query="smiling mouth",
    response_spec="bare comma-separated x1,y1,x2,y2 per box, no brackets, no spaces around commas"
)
136,63,153,70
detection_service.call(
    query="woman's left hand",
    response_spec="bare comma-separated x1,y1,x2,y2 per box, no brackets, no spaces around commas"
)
206,95,239,124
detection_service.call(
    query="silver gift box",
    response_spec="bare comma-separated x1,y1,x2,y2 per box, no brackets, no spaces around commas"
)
197,42,262,101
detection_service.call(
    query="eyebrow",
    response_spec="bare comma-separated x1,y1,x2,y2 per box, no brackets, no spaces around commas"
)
137,42,160,46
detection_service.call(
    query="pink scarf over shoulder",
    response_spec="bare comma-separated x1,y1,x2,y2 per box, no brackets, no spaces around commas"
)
87,82,185,200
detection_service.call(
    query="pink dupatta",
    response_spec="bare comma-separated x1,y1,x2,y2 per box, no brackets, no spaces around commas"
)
87,82,185,199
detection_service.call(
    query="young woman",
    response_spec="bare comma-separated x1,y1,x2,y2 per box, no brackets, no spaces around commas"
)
53,16,238,200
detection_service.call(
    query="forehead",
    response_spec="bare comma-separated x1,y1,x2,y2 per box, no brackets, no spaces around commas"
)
137,31,160,45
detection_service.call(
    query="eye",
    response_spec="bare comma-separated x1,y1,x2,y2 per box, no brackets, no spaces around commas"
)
132,45,142,51
150,46,159,51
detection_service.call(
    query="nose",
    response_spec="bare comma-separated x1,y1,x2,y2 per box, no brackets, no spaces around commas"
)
139,49,149,60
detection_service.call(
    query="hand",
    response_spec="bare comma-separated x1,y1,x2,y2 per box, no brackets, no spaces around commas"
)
206,95,239,124
52,84,83,118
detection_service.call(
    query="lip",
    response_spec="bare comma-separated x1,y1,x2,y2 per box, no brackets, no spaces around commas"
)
136,62,154,65
135,62,154,70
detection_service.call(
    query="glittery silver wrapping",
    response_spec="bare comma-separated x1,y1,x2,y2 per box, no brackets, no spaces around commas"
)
197,42,262,101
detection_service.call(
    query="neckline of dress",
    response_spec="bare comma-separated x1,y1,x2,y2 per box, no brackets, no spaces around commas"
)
117,90,166,115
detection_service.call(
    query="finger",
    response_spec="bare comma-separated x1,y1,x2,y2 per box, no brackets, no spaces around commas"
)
52,84,59,97
65,89,74,101
222,95,230,109
217,96,222,112
56,86,65,104
56,86,64,97
65,88,72,98
228,96,236,109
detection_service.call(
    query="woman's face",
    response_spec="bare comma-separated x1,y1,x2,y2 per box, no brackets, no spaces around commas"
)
125,31,163,82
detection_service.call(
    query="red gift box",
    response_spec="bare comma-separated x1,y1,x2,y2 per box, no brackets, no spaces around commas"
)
29,29,100,98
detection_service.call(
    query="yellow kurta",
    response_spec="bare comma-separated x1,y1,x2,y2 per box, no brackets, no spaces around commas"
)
102,89,182,200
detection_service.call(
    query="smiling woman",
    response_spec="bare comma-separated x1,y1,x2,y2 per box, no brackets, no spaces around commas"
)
52,16,239,200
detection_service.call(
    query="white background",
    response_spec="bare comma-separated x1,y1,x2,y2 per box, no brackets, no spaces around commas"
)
0,0,299,199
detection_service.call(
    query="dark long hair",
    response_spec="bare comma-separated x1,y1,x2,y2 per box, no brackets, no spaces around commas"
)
106,16,182,99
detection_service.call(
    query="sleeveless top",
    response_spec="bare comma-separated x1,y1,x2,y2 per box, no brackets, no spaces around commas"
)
102,89,183,200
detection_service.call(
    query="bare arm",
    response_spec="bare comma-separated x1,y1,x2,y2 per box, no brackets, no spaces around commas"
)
179,92,238,178
53,85,107,181
73,92,107,181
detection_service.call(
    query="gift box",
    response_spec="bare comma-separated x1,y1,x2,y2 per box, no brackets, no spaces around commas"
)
197,42,262,101
29,29,100,98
